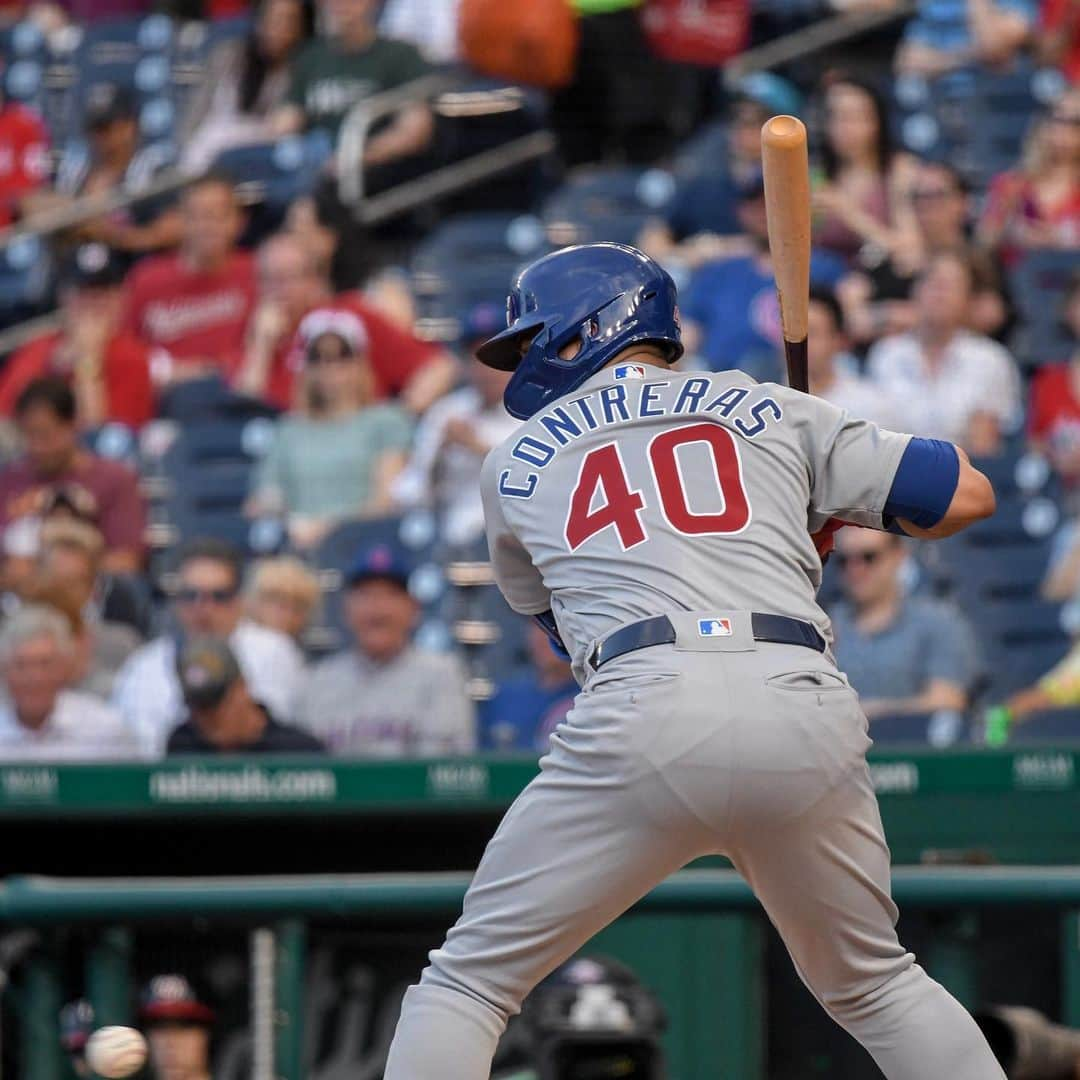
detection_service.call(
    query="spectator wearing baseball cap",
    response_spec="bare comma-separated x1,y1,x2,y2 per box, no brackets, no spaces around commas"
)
245,309,414,550
0,245,154,429
391,303,519,545
166,637,324,754
24,83,182,259
112,538,306,758
59,999,95,1078
139,974,214,1080
297,545,475,755
236,232,454,413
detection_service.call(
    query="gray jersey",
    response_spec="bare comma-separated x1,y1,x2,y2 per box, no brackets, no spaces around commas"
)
481,364,912,669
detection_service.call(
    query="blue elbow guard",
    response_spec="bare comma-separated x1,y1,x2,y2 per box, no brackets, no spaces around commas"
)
884,438,959,532
534,610,570,660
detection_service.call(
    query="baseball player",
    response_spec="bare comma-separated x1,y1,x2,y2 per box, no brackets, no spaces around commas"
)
385,243,1003,1080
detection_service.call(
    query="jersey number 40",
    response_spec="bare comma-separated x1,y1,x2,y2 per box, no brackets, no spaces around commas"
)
565,422,751,551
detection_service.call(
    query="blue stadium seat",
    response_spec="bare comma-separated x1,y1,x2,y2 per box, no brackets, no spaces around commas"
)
869,710,970,747
410,212,549,335
161,419,274,470
1,19,47,62
929,541,1051,601
1008,249,1077,369
308,513,441,641
412,213,548,271
1009,707,1080,743
969,596,1071,699
892,64,1057,187
156,376,279,423
969,449,1057,501
0,235,50,321
962,493,1060,546
670,120,728,180
84,423,137,463
310,513,436,578
211,133,332,215
541,167,676,247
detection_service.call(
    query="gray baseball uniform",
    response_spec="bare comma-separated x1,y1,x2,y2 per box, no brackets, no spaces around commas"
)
385,363,1005,1080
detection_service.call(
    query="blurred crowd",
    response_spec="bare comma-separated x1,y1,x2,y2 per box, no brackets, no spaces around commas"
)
0,0,1075,761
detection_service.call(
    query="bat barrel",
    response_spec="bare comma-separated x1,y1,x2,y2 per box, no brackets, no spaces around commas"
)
761,114,811,388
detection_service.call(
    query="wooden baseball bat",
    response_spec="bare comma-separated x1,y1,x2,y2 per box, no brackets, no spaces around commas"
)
761,115,811,393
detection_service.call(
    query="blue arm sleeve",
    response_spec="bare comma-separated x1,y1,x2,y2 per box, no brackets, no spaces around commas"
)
883,437,960,533
534,610,570,660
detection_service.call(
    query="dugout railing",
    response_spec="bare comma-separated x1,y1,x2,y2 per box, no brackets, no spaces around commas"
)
4,867,1080,1080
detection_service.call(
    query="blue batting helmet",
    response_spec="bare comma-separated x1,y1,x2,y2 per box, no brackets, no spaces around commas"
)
476,243,683,420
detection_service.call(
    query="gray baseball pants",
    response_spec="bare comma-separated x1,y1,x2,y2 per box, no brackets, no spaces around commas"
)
384,611,1005,1079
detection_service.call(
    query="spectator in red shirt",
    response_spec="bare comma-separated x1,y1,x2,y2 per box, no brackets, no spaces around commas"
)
235,232,454,412
0,61,50,227
1040,0,1080,81
978,90,1080,259
123,173,257,387
0,245,153,429
0,378,146,574
1029,272,1080,489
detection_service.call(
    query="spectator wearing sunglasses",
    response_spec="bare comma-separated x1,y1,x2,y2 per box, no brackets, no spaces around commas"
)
245,309,413,550
828,529,979,722
112,538,306,758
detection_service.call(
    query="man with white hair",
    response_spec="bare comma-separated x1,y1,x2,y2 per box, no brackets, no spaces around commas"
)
0,605,137,760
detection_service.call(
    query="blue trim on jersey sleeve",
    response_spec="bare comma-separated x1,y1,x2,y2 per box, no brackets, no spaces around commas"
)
884,438,960,529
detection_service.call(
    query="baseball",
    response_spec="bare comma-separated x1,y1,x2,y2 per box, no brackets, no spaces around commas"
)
84,1026,148,1078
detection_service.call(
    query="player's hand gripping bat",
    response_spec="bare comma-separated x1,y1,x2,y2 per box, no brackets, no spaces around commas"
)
761,115,845,561
761,115,811,394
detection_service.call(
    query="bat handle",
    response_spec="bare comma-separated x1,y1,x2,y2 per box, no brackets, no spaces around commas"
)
785,337,808,394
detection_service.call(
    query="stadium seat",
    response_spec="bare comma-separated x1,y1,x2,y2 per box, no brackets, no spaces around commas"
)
156,376,279,423
211,133,333,218
0,234,50,322
670,119,728,180
308,512,441,642
410,212,549,334
892,64,1056,187
1008,249,1077,369
411,212,547,275
869,710,970,748
1009,707,1080,743
969,596,1071,699
962,492,1060,547
541,167,676,247
84,423,138,463
310,514,430,580
928,541,1051,601
160,418,274,470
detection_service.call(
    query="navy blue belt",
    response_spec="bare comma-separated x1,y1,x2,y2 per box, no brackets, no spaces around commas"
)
589,613,826,670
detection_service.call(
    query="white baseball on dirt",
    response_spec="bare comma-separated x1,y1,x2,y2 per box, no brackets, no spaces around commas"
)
84,1026,148,1078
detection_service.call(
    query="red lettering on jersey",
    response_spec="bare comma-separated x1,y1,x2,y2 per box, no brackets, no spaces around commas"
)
649,423,751,535
565,443,647,551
